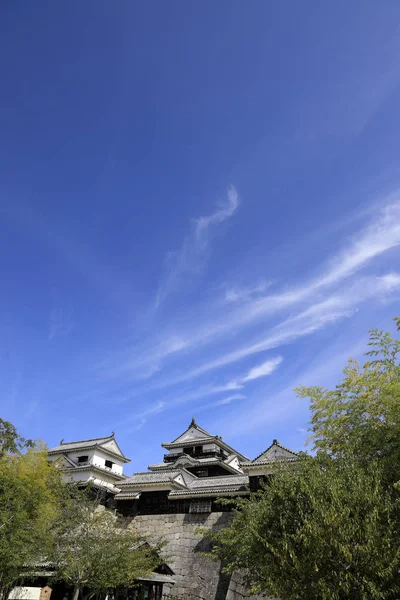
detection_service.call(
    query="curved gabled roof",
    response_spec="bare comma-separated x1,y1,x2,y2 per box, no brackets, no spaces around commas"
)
169,417,214,444
241,439,298,467
148,452,242,474
162,418,249,461
48,433,131,463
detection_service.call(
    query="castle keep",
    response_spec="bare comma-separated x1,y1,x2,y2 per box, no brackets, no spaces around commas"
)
49,419,297,600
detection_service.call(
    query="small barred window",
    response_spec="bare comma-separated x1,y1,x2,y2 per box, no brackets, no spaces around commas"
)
189,499,212,513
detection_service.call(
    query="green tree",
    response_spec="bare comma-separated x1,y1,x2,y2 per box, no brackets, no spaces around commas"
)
52,490,160,600
0,419,33,456
296,317,400,486
206,319,400,599
207,457,400,600
0,420,160,600
0,444,61,600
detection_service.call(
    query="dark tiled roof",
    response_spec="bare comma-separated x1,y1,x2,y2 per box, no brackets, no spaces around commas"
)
147,462,168,470
162,418,249,461
190,475,248,489
242,456,298,468
114,491,141,500
119,470,182,486
48,434,130,462
148,455,241,474
49,435,114,453
241,440,298,466
162,436,216,448
117,466,248,499
169,418,215,444
169,488,248,498
162,438,249,462
59,463,126,480
169,474,248,497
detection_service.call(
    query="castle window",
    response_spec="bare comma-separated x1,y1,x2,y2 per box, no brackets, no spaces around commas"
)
197,469,208,477
77,455,88,464
105,460,114,469
249,475,269,492
189,499,212,513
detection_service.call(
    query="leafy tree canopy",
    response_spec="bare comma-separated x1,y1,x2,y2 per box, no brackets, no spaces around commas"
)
0,424,161,600
208,456,400,600
51,489,161,600
206,318,400,600
296,317,400,486
0,419,33,456
0,444,61,600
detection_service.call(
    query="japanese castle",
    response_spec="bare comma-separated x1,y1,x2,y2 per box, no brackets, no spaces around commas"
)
47,432,130,495
48,418,298,514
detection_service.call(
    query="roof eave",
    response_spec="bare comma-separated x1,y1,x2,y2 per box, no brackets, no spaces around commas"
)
48,444,131,463
59,464,126,481
161,438,249,461
251,440,298,463
169,420,215,444
168,489,248,499
161,437,215,449
241,457,298,472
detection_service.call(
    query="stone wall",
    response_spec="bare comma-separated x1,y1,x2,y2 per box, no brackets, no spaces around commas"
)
125,513,270,600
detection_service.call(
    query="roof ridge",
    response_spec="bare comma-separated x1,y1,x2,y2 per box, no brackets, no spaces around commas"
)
252,439,298,462
162,437,250,461
193,473,245,480
169,418,215,443
180,466,198,479
274,440,298,455
130,470,177,476
59,434,114,446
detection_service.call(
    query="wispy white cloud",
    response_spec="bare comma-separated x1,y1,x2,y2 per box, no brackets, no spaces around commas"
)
193,393,247,414
219,333,373,439
137,356,283,408
120,400,166,432
97,267,400,414
224,280,272,303
195,185,239,232
163,381,245,407
155,186,239,308
170,309,349,384
138,197,400,373
149,272,400,388
91,193,400,439
126,357,281,417
224,357,283,390
95,197,400,387
314,200,400,288
239,356,283,383
103,335,189,381
195,358,283,399
231,199,400,327
215,394,245,406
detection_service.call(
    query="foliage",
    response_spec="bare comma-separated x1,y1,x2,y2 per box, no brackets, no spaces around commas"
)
0,445,61,600
296,317,400,486
206,456,400,600
0,419,33,456
206,319,400,600
0,422,161,600
51,489,161,600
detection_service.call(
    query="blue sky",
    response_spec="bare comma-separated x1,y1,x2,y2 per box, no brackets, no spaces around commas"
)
1,2,400,473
